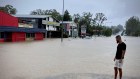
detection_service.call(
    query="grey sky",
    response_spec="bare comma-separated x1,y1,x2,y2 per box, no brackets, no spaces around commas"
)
0,0,140,26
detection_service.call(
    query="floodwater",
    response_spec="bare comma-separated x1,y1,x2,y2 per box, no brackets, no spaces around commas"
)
0,36,140,79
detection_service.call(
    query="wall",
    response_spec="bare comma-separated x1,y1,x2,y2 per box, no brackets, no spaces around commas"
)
35,33,43,40
12,32,26,42
48,17,53,21
46,26,56,31
0,39,4,42
18,18,37,28
0,11,18,27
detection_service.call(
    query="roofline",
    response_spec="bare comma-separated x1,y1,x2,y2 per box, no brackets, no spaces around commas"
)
13,14,51,19
13,14,60,22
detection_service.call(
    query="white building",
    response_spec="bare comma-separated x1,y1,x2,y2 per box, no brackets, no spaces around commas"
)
42,16,60,31
14,15,60,31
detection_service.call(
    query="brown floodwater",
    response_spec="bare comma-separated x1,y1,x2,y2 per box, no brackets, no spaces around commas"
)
0,36,140,79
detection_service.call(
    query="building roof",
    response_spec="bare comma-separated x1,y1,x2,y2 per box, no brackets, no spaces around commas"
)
13,14,59,22
13,15,51,19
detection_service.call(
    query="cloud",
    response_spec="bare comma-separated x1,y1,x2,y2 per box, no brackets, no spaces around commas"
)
0,0,140,26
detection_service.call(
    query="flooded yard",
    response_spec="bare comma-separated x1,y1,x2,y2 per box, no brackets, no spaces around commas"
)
0,36,140,79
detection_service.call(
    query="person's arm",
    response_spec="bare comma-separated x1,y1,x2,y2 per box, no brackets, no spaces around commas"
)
119,43,126,63
119,50,125,63
114,57,116,61
121,50,126,59
114,53,116,61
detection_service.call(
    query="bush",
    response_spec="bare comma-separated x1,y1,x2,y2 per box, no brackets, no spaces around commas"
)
103,28,112,37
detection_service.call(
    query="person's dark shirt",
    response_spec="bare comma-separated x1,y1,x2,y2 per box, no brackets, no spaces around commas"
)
115,42,126,59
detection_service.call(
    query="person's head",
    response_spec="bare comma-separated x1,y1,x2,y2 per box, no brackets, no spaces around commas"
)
116,35,122,44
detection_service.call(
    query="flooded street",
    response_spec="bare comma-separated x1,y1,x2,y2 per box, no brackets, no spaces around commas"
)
0,36,140,79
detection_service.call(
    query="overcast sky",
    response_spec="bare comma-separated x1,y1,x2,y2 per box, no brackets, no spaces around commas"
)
0,0,140,26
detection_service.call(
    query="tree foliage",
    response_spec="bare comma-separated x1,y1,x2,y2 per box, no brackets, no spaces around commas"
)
0,5,17,14
125,16,140,36
31,9,112,36
103,27,112,37
30,9,62,21
73,12,112,36
94,13,107,26
63,10,72,21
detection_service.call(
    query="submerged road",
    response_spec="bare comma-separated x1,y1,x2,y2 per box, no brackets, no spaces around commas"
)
0,36,140,79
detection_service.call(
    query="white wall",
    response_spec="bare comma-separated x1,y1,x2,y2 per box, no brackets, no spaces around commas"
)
48,17,53,21
46,26,56,31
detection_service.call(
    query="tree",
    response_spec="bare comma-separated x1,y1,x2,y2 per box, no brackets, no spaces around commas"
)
83,12,93,34
63,10,72,21
30,9,45,15
92,13,107,36
73,12,111,36
125,16,140,36
73,14,81,36
111,25,124,35
94,13,107,27
30,9,62,21
78,12,94,35
73,14,80,23
103,27,112,37
0,5,17,14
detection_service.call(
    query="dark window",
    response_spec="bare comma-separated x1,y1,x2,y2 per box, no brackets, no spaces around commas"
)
43,33,46,38
48,17,49,21
26,33,35,38
31,33,35,37
0,32,4,38
26,33,30,38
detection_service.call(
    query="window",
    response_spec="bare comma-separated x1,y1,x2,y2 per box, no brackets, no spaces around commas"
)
26,33,35,38
0,32,4,39
26,33,30,38
31,33,35,37
48,17,49,21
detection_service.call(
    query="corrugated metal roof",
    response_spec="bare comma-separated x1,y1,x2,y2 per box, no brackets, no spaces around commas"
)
13,15,51,19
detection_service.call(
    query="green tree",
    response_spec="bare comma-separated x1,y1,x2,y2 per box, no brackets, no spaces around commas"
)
73,14,80,24
93,13,107,36
0,5,17,14
73,12,110,36
94,13,107,27
63,10,72,21
103,27,112,37
77,12,93,35
125,16,140,36
73,14,81,36
30,9,62,21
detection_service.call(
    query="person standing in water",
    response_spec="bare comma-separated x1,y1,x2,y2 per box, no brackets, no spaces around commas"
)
114,35,126,79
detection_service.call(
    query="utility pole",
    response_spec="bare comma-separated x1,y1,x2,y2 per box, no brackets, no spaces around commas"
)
61,0,64,42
